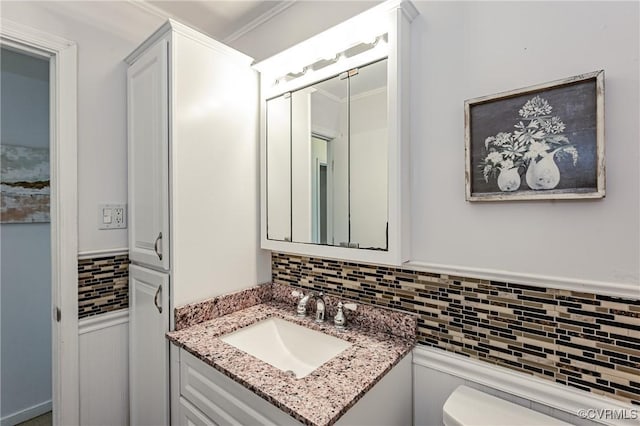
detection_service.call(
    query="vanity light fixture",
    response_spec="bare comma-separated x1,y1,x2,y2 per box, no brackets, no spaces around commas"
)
272,33,388,87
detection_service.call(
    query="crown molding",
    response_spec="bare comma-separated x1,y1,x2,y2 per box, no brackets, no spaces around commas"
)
223,1,296,44
127,0,174,21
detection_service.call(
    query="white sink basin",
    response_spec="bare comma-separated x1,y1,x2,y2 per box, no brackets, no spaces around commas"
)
220,317,352,379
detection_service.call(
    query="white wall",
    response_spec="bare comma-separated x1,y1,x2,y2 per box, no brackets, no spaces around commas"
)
232,1,640,287
0,1,165,253
0,48,52,423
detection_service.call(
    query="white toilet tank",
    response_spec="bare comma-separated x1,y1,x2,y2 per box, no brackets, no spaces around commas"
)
443,385,571,426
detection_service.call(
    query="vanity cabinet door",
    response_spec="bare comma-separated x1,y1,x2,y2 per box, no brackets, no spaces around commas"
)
127,39,170,271
130,265,170,426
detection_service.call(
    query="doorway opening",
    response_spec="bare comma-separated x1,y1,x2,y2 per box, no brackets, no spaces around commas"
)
0,46,52,426
1,20,79,426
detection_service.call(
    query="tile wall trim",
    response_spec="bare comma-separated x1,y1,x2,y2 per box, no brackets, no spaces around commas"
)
78,253,129,319
406,261,639,300
78,309,129,335
78,248,128,260
272,253,640,405
414,346,637,426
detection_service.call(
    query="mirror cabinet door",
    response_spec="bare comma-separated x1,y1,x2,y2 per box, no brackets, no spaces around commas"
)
291,74,349,246
349,59,388,249
266,95,292,241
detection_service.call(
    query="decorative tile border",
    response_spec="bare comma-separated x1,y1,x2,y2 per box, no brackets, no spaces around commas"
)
78,254,129,319
271,252,640,406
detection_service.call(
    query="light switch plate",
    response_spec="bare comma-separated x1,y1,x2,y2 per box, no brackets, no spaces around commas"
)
99,204,127,229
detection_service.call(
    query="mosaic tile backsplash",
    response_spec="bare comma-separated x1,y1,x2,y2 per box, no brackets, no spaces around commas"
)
272,252,640,406
78,254,129,319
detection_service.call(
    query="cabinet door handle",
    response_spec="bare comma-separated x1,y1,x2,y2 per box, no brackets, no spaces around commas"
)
154,232,163,260
154,285,163,314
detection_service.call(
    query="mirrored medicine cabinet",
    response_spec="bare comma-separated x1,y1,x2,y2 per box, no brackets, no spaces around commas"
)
256,0,418,265
266,58,389,251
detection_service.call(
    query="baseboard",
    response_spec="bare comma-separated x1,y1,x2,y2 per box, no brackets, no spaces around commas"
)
79,309,129,335
0,400,51,426
413,346,637,426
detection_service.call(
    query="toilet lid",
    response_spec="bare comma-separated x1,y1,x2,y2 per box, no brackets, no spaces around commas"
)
443,386,571,426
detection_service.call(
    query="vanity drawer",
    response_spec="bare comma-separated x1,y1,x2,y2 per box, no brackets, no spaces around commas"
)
179,349,302,426
179,397,216,426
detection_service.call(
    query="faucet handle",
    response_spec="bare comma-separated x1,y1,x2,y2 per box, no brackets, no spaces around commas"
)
343,302,357,312
334,301,357,329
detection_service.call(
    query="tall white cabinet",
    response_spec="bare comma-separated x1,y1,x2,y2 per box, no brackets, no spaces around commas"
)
128,39,170,272
125,20,270,425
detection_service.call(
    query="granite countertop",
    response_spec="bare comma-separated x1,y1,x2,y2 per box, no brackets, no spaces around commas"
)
167,284,416,426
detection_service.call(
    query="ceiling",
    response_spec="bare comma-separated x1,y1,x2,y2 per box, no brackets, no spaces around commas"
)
141,0,294,43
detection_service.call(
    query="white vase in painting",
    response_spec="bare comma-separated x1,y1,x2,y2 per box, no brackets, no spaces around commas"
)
497,167,521,192
526,149,561,190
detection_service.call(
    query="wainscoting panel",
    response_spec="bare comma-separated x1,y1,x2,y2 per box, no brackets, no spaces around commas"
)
413,346,637,426
79,310,129,426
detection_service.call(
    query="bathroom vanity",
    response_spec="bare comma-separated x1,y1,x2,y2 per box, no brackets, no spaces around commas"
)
167,284,416,426
125,1,419,424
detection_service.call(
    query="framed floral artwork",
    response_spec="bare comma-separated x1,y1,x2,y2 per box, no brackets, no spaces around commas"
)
464,70,605,201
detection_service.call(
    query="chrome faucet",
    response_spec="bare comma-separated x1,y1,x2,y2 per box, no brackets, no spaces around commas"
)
295,291,326,323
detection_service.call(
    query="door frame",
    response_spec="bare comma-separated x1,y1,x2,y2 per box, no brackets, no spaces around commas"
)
1,20,79,425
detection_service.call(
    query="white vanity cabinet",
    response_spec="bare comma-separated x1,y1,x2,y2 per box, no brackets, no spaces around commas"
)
126,20,266,425
178,349,301,426
174,347,413,426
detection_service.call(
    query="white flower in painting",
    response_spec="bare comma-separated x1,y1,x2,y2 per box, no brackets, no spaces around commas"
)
541,116,566,134
524,141,550,160
499,159,514,170
483,164,492,182
518,96,552,118
485,136,495,150
514,121,547,144
494,132,512,146
485,151,503,164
